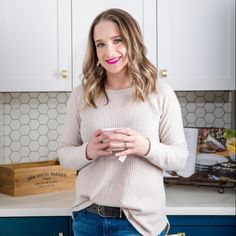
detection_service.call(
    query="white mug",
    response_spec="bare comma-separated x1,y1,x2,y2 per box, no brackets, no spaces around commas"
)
102,127,130,151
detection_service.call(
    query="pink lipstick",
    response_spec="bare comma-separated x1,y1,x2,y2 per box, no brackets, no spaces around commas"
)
106,57,121,65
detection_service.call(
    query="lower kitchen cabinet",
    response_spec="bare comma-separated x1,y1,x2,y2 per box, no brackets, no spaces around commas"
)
0,216,72,236
168,215,236,236
0,215,235,235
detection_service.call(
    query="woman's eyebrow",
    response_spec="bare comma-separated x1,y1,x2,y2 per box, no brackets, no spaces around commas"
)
94,39,103,43
111,35,121,39
94,35,121,43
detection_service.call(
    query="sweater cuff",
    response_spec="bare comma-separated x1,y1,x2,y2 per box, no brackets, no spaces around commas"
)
144,138,162,160
73,142,93,170
82,142,94,163
143,137,151,156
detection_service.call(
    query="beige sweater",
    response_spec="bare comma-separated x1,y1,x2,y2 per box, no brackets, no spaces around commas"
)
57,81,188,236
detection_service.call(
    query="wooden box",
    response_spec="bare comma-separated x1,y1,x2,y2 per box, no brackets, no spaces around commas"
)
0,160,76,196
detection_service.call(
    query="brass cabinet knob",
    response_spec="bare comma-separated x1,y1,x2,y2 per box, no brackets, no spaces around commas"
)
160,69,168,77
61,70,68,79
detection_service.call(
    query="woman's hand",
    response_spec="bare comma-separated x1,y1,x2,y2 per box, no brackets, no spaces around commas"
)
86,129,112,160
110,128,150,157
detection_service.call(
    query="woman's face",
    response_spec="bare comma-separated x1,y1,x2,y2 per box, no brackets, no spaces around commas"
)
93,20,128,77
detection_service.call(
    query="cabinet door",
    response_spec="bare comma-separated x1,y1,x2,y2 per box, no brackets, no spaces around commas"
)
0,0,72,92
0,216,70,236
72,0,156,88
157,0,235,90
168,215,236,236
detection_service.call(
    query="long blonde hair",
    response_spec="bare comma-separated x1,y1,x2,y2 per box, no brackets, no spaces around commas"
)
82,8,157,108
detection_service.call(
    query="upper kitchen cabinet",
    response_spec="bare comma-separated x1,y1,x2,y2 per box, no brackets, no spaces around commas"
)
72,0,156,88
157,0,235,90
0,0,72,92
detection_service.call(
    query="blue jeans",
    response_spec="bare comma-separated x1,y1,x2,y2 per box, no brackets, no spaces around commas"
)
72,209,166,236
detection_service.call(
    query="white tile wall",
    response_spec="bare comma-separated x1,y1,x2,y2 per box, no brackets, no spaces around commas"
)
0,91,232,164
176,91,231,128
0,92,70,164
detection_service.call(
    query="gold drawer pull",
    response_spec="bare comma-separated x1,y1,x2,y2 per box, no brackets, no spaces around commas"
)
61,70,68,79
160,69,168,77
168,233,185,236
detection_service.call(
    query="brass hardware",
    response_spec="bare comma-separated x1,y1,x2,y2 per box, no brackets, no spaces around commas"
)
61,70,68,79
178,233,185,236
167,233,185,236
160,69,168,77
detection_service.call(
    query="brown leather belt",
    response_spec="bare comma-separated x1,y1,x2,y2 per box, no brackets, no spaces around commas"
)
85,204,125,218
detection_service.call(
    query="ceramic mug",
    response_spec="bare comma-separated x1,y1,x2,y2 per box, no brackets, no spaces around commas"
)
102,127,130,151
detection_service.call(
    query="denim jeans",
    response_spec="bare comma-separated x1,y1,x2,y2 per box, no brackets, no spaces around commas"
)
72,209,166,236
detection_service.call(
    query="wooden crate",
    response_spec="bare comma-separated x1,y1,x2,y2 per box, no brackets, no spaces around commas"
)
0,160,76,196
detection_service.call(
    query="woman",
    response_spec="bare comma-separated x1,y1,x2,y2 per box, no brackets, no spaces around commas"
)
57,8,188,236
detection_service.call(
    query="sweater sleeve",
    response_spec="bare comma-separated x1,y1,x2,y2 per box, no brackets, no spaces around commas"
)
57,86,92,170
145,83,188,171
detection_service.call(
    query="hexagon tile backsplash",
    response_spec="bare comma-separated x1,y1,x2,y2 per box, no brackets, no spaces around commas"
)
0,91,232,164
0,92,70,164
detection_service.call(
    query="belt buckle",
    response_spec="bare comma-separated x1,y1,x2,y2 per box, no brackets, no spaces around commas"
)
97,205,122,218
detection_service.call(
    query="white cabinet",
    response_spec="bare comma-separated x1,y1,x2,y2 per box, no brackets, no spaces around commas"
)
1,0,234,92
0,0,72,92
72,0,156,88
157,0,235,90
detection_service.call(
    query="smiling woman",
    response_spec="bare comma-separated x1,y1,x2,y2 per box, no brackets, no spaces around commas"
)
93,20,129,82
82,8,157,108
57,8,188,236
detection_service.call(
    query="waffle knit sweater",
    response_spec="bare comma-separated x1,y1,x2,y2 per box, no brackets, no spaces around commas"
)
57,81,188,236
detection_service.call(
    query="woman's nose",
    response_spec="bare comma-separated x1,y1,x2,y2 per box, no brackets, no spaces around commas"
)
105,43,115,57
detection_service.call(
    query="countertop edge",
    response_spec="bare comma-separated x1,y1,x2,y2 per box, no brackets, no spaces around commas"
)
0,207,235,217
0,186,235,217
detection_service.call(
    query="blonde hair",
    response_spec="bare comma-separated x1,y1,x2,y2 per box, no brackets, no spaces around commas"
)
82,8,157,108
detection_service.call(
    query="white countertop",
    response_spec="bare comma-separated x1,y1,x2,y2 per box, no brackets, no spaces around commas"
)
0,185,235,217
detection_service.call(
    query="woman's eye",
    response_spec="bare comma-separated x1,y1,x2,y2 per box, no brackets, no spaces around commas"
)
114,38,122,44
96,43,104,48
